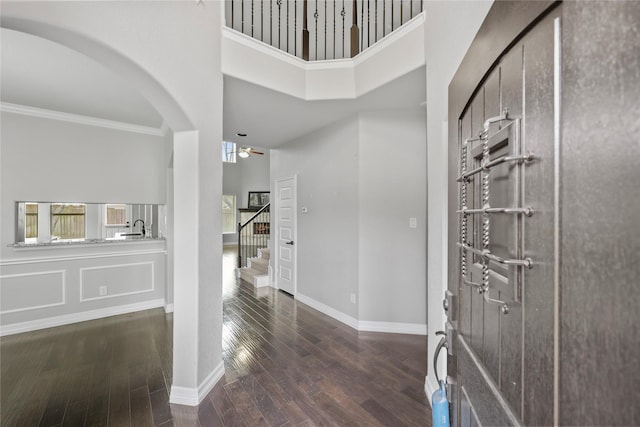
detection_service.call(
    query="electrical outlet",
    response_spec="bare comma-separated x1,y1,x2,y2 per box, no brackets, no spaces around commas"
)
99,286,107,296
409,217,417,228
350,293,357,304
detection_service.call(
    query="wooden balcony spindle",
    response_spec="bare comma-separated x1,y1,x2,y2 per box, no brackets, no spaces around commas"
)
350,0,360,57
303,0,310,60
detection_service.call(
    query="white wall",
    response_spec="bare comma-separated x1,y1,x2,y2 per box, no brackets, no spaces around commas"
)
0,112,168,334
0,112,167,259
271,116,360,318
271,108,427,328
222,148,270,244
236,150,271,208
424,0,493,395
358,109,426,326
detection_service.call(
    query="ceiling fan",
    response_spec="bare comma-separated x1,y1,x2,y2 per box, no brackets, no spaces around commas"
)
237,146,264,158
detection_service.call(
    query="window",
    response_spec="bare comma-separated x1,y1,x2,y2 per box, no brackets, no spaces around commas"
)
222,195,236,234
105,204,128,226
50,203,86,240
25,202,38,240
222,141,236,163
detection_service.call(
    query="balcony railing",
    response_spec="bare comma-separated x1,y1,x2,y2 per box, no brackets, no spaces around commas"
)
237,203,271,268
225,0,423,60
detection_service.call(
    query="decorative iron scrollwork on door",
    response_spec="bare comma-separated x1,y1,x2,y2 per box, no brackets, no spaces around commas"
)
457,112,535,315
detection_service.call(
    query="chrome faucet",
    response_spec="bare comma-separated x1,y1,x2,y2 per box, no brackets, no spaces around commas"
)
133,219,146,236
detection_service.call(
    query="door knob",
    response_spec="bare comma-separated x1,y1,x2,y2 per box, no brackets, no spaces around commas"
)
285,240,294,245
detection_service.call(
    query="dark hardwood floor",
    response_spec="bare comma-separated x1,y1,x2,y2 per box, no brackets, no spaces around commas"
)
1,247,431,426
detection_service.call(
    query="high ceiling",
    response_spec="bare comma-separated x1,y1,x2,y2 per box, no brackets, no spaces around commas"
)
0,28,164,128
1,28,425,148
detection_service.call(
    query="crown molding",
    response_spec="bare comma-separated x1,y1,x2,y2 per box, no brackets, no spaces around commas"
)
0,102,165,137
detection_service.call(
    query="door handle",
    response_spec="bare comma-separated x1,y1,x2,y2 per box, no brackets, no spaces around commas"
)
285,240,294,245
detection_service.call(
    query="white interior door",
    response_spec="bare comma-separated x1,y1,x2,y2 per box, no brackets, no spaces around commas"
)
276,176,296,295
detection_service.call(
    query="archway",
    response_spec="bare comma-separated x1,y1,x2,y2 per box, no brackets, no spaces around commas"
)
1,2,225,406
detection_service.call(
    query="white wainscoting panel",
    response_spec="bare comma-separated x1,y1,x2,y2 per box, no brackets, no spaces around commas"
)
0,270,66,314
80,262,154,302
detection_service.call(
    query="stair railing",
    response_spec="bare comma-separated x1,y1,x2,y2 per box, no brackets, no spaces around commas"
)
225,0,423,61
237,203,271,268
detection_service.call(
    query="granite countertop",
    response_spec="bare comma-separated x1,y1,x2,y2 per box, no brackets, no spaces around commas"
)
9,237,166,248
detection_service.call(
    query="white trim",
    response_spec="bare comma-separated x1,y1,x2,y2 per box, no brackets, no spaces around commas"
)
223,12,425,72
164,303,174,313
222,12,425,101
222,27,306,69
168,386,199,407
0,102,165,136
296,293,359,330
198,362,225,402
0,298,165,336
274,175,298,296
79,261,154,302
169,361,225,406
0,270,66,314
351,12,425,67
1,248,167,266
425,375,437,408
359,320,427,336
296,293,427,335
223,241,238,247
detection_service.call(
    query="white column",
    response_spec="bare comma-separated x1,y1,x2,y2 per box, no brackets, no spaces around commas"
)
170,131,200,403
169,129,225,406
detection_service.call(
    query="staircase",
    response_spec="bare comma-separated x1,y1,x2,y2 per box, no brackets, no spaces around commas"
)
239,247,271,287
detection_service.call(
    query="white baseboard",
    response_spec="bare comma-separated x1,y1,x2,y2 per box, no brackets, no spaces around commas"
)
425,375,437,408
359,321,428,335
0,298,166,336
296,294,427,335
169,361,225,406
164,303,174,313
296,293,359,330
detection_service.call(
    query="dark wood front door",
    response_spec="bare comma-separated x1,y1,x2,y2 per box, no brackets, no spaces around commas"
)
446,2,560,425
